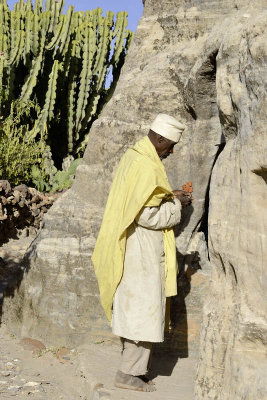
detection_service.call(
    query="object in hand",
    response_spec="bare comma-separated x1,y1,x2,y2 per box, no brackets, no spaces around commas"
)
181,181,193,203
182,181,193,193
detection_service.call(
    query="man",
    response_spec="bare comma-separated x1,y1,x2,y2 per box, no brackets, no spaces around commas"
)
92,114,191,392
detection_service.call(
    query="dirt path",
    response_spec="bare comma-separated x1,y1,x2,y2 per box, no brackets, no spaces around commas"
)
0,324,87,399
0,324,196,400
0,234,196,399
78,342,196,400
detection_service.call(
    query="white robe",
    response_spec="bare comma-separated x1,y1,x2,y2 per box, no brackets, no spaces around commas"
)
112,198,181,342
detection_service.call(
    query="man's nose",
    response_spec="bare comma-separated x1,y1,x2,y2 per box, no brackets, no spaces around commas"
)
169,147,173,153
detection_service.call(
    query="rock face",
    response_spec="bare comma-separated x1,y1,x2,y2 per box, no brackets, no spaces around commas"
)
194,11,267,400
2,1,266,398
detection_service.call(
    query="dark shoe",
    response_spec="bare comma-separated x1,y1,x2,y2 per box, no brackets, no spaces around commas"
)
114,370,156,392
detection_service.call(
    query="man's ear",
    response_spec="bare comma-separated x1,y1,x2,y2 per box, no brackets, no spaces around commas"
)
158,135,164,143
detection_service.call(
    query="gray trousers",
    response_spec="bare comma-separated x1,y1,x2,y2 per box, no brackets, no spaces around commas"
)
119,338,153,376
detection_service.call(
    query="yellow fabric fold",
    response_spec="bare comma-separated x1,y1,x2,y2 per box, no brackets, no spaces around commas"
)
91,136,178,322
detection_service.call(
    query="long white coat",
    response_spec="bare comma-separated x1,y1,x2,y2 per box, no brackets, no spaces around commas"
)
112,198,181,342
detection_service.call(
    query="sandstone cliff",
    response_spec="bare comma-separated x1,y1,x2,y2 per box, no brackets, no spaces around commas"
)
193,10,267,400
2,1,266,399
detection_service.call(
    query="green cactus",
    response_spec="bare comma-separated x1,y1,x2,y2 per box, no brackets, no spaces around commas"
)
34,0,43,14
20,36,45,102
74,17,96,140
112,11,129,67
0,0,133,162
36,58,59,134
58,5,74,55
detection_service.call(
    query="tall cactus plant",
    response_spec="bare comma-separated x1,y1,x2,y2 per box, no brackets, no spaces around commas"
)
0,0,133,164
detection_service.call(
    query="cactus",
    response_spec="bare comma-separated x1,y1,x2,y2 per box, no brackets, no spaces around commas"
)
20,35,45,102
0,0,133,162
36,58,59,133
58,5,73,55
112,11,129,67
74,16,96,139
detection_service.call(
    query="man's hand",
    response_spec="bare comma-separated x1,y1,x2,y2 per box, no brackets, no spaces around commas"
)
173,190,192,207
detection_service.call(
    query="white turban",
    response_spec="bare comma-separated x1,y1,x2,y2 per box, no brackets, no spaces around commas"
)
150,113,186,143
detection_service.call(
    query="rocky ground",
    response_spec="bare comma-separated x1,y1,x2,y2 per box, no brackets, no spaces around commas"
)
0,233,196,400
0,324,88,399
0,322,195,400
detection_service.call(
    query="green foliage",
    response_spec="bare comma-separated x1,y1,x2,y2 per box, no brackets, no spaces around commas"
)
0,98,48,186
32,157,82,192
0,0,133,164
31,164,50,192
50,158,82,192
65,158,82,176
0,92,82,191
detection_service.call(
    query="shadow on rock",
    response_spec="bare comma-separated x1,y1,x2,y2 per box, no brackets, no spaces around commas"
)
175,204,194,237
0,255,25,325
149,349,183,379
149,244,201,380
169,250,201,357
0,239,35,326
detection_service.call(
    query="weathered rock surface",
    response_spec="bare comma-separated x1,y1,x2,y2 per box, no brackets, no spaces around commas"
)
4,0,225,351
2,1,266,399
194,10,267,400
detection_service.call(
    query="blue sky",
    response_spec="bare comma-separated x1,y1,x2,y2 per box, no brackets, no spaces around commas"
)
7,0,143,32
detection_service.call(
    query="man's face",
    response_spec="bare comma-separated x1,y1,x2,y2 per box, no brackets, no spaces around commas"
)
155,136,176,160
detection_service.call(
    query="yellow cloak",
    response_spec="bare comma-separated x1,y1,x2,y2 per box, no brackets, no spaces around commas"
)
91,136,178,322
